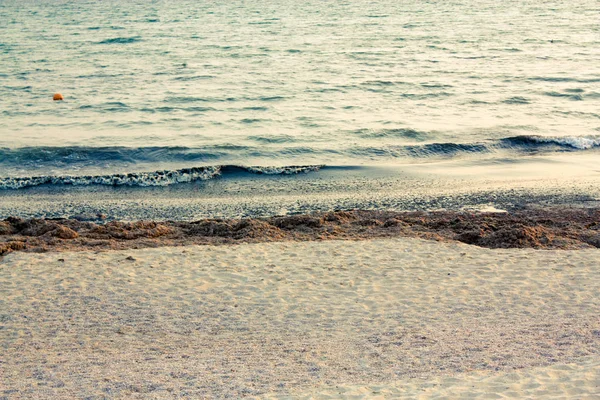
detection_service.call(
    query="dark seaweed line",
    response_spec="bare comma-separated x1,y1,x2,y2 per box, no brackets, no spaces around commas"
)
1,208,599,256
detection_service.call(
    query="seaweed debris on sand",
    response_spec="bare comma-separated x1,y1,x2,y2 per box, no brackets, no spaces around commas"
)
1,207,599,255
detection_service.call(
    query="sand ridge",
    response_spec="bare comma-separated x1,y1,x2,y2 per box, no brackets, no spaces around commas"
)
1,237,599,398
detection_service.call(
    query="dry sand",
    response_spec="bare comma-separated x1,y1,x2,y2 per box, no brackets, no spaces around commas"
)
1,238,599,398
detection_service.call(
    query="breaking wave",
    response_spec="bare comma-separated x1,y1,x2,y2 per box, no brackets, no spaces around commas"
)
0,165,323,190
0,134,598,190
503,135,600,150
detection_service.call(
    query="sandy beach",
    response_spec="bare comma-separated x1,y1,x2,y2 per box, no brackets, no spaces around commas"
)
3,0,600,398
1,237,599,398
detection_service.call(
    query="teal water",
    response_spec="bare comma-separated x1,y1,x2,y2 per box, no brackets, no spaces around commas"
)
1,0,599,182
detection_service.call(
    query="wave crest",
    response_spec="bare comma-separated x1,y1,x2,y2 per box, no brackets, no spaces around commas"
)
0,165,323,190
504,135,600,150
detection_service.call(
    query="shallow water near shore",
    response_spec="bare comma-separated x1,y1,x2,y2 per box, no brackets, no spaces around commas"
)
2,0,600,199
1,153,599,221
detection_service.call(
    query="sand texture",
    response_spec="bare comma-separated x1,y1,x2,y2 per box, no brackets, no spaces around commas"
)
277,357,600,399
2,208,600,257
1,238,599,398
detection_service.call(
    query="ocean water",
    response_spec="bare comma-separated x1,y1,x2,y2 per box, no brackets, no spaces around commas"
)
1,0,599,188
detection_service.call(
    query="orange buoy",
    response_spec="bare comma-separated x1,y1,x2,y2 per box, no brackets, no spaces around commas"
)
53,93,64,101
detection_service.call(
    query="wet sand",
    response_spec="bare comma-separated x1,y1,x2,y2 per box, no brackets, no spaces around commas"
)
1,159,599,222
1,237,599,398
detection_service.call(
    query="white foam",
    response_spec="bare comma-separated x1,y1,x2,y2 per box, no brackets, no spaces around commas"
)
0,165,326,190
0,166,222,190
243,165,323,175
531,135,600,150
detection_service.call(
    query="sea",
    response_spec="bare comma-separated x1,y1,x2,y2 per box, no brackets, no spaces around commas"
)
1,0,599,218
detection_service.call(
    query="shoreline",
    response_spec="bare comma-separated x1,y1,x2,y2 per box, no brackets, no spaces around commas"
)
2,159,600,222
1,207,600,255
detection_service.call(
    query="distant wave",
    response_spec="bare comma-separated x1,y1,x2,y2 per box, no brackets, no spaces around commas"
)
352,128,431,140
502,96,530,105
0,165,323,190
0,146,224,166
97,36,142,44
529,76,600,83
